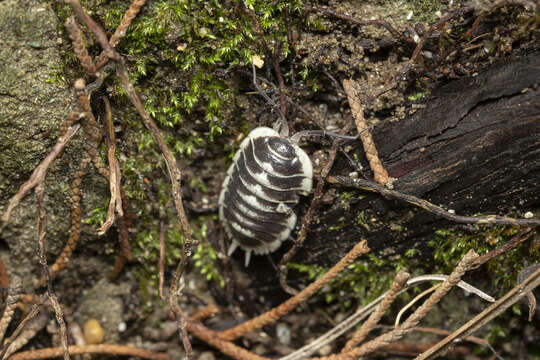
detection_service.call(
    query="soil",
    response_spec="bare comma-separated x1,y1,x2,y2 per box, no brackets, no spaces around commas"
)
0,0,539,359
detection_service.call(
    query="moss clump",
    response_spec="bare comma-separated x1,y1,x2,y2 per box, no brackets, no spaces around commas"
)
288,250,423,309
53,0,306,298
428,225,539,292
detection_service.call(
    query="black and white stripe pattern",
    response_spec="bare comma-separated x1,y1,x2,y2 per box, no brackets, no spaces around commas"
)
218,127,313,266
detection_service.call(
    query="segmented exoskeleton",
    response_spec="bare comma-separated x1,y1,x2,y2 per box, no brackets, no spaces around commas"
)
218,127,313,266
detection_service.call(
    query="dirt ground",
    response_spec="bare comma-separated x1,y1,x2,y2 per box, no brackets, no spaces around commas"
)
0,0,539,359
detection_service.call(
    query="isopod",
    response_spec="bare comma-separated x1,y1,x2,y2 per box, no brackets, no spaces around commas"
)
218,126,313,266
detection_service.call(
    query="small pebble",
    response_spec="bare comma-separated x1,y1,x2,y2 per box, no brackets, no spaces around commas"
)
118,322,127,333
199,351,215,360
83,319,105,344
318,344,333,356
276,323,291,345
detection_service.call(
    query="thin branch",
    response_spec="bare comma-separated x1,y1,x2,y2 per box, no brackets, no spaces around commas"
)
272,41,288,126
470,227,536,269
0,304,42,360
98,97,123,235
219,241,370,341
414,266,540,360
64,16,96,75
187,320,269,360
343,79,390,186
313,250,478,360
96,0,147,69
304,5,406,41
66,0,118,61
341,270,410,352
10,344,171,360
36,175,70,360
115,61,195,354
280,273,493,360
0,274,22,342
328,176,540,227
1,124,81,231
2,314,48,360
159,219,166,301
279,121,355,295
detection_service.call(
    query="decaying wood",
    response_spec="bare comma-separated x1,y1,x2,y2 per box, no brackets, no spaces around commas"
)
304,51,540,262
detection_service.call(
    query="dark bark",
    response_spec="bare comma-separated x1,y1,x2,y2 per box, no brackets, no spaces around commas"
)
302,50,540,265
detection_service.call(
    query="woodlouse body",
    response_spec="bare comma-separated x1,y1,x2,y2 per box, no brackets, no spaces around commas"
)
218,127,313,266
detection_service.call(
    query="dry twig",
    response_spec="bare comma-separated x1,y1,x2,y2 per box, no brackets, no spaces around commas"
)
343,79,390,186
187,320,268,360
281,273,492,360
414,266,540,360
98,97,123,235
219,240,370,341
0,304,42,360
36,177,70,360
96,0,147,69
341,270,410,352
10,344,170,360
279,122,355,295
0,124,81,231
314,250,478,360
328,176,540,227
0,275,22,342
2,314,48,360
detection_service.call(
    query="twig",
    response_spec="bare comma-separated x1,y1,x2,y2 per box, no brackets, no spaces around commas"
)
279,121,355,295
313,250,478,360
49,297,70,360
239,2,272,63
187,320,269,360
46,151,90,283
10,344,171,360
98,97,123,235
219,241,370,341
394,284,439,327
341,270,410,352
405,327,504,360
343,79,390,186
190,304,220,322
471,227,536,269
108,189,133,280
0,259,8,289
65,16,96,76
96,0,147,69
304,5,406,41
0,274,22,342
414,266,540,360
159,219,166,301
251,63,287,132
66,0,118,61
0,304,42,359
36,175,70,360
2,314,48,360
272,41,288,126
0,124,81,231
115,59,195,356
518,263,540,321
280,273,493,360
328,176,540,227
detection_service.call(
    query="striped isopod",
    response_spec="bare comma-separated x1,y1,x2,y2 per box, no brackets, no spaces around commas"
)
218,126,313,267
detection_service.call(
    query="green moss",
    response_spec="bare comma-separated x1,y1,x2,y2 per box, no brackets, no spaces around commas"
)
288,249,424,309
328,216,345,231
406,0,444,23
288,220,539,312
428,224,537,292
